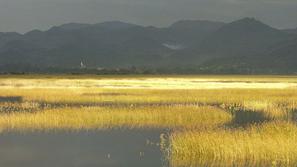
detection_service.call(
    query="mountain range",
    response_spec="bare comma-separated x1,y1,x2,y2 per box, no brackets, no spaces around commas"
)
0,17,296,74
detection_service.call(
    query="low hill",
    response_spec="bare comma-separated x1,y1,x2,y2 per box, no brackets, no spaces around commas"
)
0,18,296,74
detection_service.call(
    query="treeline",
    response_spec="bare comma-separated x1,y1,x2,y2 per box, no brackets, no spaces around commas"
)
0,64,296,75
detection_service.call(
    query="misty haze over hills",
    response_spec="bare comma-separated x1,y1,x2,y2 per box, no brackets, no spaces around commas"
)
0,17,296,74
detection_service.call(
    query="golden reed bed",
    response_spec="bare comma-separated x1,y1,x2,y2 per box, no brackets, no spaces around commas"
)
0,75,297,166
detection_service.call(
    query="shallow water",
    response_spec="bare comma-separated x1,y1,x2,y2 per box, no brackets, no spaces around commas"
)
0,130,165,167
0,96,22,103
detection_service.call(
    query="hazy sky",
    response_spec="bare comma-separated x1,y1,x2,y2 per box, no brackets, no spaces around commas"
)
0,0,296,33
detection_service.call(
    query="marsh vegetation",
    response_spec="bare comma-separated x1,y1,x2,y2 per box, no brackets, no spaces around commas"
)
0,75,297,166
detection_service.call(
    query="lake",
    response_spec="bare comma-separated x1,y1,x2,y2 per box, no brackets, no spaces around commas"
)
0,130,166,167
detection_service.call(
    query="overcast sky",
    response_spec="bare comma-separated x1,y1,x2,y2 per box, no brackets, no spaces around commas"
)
0,0,296,33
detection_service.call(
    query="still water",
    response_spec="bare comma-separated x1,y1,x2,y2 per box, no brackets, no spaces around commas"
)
0,130,166,167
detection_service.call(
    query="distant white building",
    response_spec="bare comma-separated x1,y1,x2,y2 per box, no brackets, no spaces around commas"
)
80,61,86,69
97,67,105,71
162,43,185,50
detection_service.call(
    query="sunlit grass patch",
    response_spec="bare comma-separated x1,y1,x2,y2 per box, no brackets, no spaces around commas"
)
0,105,231,131
1,88,297,107
0,76,297,89
170,122,297,167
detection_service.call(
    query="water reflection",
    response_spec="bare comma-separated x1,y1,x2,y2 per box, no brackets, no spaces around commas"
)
0,130,165,167
0,96,22,103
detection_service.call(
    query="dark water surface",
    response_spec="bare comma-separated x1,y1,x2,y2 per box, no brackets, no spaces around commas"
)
0,130,165,167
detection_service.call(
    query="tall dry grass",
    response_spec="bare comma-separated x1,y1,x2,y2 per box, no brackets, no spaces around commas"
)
170,122,297,167
0,106,231,132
